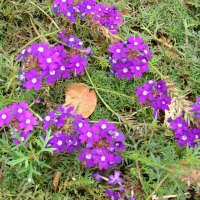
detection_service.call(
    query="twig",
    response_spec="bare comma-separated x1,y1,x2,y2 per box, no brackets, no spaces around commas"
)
146,173,170,200
141,25,184,57
28,0,59,30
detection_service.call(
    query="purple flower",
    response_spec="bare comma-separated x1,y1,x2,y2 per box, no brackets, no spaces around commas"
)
135,85,154,104
68,55,88,75
108,170,124,186
108,36,152,80
48,132,67,153
92,171,103,181
192,97,200,118
78,148,95,167
170,117,189,134
43,110,56,130
105,189,120,200
38,48,61,70
24,69,42,90
10,101,28,117
12,131,30,146
18,111,38,132
42,68,62,85
108,42,128,60
0,107,11,127
151,95,171,111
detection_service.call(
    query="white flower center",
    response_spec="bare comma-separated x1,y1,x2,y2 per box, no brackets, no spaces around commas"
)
143,90,148,96
21,49,26,54
27,47,32,53
178,123,182,128
78,123,83,128
46,58,52,63
158,85,161,88
162,101,166,104
144,50,148,54
182,135,187,141
115,132,119,137
112,59,117,63
149,80,153,84
115,142,120,146
26,119,31,124
38,47,44,52
87,132,92,137
57,140,63,146
54,3,58,7
20,137,25,141
87,5,92,10
86,154,92,159
50,70,56,75
136,66,140,71
116,17,119,19
134,42,138,45
67,12,71,17
116,49,121,53
101,124,107,129
62,0,66,2
18,108,23,113
123,68,128,73
79,41,83,45
60,66,65,71
2,114,7,119
45,116,51,121
76,62,80,67
69,38,74,42
101,156,106,161
31,78,37,83
142,59,146,63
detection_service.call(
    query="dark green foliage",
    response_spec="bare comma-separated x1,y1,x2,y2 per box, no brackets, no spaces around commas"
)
0,0,200,199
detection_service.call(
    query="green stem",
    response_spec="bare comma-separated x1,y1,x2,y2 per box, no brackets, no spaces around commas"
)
89,87,135,100
28,107,43,122
85,68,119,117
149,63,165,79
28,0,59,30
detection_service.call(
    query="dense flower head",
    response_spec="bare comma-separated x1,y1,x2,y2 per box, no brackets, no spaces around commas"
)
135,80,171,116
77,118,125,170
169,117,200,148
43,106,81,153
53,0,123,34
108,36,152,80
17,33,89,91
191,97,200,118
0,101,38,146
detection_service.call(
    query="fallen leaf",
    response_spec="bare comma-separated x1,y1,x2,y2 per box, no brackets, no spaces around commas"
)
64,83,97,118
53,171,62,192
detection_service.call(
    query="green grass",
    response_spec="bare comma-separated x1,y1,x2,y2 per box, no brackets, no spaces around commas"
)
0,0,200,199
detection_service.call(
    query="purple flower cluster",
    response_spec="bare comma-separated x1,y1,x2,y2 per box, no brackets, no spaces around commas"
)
17,35,89,91
77,119,125,170
0,101,38,145
192,97,200,119
169,117,200,147
43,105,81,153
135,80,171,117
42,107,126,168
53,0,123,34
108,36,152,80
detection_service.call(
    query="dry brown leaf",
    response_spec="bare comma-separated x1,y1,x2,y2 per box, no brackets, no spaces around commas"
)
158,35,179,58
53,171,62,192
64,83,97,118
